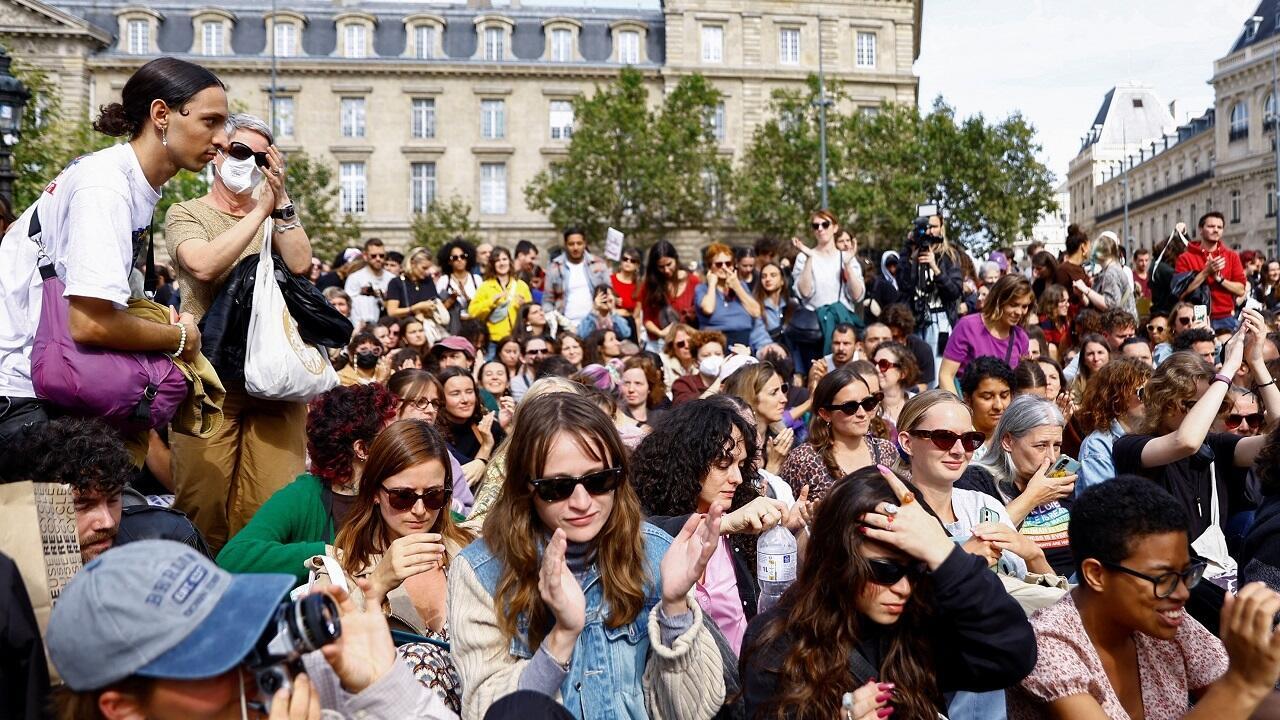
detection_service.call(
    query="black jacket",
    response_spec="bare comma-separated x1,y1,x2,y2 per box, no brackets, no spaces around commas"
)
894,245,964,328
648,514,758,620
738,546,1036,719
0,552,50,720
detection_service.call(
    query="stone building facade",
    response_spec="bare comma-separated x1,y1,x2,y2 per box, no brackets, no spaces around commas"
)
0,0,922,251
1068,3,1280,256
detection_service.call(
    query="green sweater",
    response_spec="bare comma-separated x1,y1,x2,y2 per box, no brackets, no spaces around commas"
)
217,474,335,585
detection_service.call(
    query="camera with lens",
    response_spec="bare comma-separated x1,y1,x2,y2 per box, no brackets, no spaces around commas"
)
244,593,341,712
910,202,940,255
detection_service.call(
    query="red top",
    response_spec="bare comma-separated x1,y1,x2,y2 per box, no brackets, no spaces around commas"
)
640,273,701,329
611,273,640,311
1174,241,1245,319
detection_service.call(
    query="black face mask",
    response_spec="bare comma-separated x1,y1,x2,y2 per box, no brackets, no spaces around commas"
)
355,350,380,369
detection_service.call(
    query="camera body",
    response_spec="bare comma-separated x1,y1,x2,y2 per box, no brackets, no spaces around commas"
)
244,593,341,712
911,217,933,254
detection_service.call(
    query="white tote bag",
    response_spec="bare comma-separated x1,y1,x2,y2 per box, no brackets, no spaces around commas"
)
244,218,340,402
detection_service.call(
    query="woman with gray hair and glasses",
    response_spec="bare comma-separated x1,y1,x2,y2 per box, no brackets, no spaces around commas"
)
957,393,1078,576
166,112,314,554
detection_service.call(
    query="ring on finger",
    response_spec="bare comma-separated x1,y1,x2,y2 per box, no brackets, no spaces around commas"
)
883,503,900,515
900,491,916,505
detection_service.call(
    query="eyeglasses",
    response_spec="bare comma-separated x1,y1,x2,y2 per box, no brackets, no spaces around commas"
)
622,256,638,264
712,260,733,268
1100,560,1207,599
1180,398,1231,414
401,397,438,413
826,393,883,415
875,359,900,373
908,428,986,453
1146,324,1167,333
673,340,689,349
1225,412,1265,429
529,467,624,503
773,383,792,396
866,558,928,586
450,254,467,261
1176,316,1192,326
227,141,269,168
526,347,550,356
368,253,386,260
811,220,831,230
381,485,451,512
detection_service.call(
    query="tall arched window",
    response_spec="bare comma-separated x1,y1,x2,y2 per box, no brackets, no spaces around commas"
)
1230,101,1249,142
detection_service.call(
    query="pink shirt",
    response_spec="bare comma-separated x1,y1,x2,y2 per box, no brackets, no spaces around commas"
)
695,537,747,656
1008,593,1227,719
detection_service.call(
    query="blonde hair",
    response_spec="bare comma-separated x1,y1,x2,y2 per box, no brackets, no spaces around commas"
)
1093,232,1121,265
1138,351,1214,434
897,388,971,436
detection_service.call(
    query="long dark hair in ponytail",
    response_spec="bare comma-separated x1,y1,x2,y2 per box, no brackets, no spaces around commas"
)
93,58,223,138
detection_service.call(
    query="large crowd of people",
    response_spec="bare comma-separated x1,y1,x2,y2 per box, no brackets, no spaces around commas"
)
2,56,1280,720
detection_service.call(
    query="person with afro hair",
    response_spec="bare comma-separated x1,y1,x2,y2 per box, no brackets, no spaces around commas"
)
216,383,398,584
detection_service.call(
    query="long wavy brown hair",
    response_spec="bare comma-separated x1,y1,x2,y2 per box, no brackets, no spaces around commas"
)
743,466,941,720
483,393,649,648
1138,351,1214,435
808,365,879,483
333,419,474,578
1075,356,1151,435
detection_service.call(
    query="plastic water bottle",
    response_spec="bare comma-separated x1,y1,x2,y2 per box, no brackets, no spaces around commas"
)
756,524,798,613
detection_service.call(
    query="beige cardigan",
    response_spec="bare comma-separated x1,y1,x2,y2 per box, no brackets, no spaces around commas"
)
447,553,726,720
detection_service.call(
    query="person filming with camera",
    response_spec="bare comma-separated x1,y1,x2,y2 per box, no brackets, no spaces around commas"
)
895,210,963,384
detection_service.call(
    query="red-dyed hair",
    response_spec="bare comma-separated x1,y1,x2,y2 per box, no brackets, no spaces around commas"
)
306,383,399,487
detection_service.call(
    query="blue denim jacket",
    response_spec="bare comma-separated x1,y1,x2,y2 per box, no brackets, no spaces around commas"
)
459,523,673,719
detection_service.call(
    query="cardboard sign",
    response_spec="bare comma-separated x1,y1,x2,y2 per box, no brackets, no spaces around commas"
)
604,227,624,262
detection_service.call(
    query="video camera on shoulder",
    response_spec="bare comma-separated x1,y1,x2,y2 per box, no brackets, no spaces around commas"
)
910,203,939,254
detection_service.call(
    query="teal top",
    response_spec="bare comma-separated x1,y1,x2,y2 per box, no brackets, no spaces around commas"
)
216,473,335,585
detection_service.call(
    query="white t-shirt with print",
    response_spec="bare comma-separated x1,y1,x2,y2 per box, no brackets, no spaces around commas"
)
0,143,161,397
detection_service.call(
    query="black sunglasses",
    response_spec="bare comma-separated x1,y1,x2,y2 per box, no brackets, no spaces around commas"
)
381,485,451,511
673,340,689,349
712,260,733,268
450,253,468,261
875,359,899,373
827,393,883,415
909,428,986,453
227,141,270,168
1100,560,1207,599
1146,324,1167,333
866,558,928,586
529,467,624,503
811,220,831,230
1225,412,1265,429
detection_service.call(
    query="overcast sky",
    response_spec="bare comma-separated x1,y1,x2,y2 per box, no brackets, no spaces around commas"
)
916,0,1263,185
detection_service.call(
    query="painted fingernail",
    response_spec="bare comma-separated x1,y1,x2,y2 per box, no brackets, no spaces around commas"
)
859,526,869,534
877,682,895,691
877,708,894,718
876,692,891,703
877,463,892,474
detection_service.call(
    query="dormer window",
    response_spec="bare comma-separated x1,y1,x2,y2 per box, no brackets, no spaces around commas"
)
192,9,235,57
336,13,376,59
115,7,161,55
542,18,581,62
404,15,446,60
610,20,648,65
475,16,515,62
129,19,149,54
266,11,305,58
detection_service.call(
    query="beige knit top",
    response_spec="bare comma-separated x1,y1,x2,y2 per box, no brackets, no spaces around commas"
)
164,198,266,322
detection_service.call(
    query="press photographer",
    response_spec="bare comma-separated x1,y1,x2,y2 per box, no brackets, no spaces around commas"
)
895,208,963,384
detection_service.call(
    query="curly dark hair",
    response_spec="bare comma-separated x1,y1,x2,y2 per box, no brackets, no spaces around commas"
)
6,417,131,497
959,356,1015,399
306,384,399,487
1069,475,1188,575
1171,327,1215,352
436,237,476,271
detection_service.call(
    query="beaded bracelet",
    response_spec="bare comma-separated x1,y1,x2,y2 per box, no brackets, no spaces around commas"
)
173,322,187,357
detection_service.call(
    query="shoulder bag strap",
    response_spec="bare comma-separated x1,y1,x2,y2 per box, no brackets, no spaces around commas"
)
142,221,156,295
1005,330,1016,364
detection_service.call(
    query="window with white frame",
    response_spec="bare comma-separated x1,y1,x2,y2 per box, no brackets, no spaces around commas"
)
856,31,876,68
481,99,505,140
1269,183,1276,217
549,100,574,140
701,25,723,63
271,97,295,139
340,97,366,138
618,30,640,64
551,28,573,61
414,25,437,59
344,24,367,58
779,27,800,64
411,98,436,139
709,101,726,142
1230,101,1249,142
273,22,297,57
410,162,437,213
201,22,224,56
484,27,504,61
1231,189,1242,223
127,19,149,54
480,163,507,214
340,162,367,214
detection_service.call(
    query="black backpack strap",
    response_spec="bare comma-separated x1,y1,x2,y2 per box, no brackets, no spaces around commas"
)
143,220,156,294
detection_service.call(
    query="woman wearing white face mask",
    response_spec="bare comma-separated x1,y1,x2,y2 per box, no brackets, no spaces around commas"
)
165,113,315,555
671,330,727,405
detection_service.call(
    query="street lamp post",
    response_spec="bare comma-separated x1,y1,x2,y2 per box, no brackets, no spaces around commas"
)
0,45,29,208
813,17,832,209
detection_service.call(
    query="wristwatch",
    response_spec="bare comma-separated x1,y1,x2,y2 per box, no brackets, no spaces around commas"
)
271,204,297,222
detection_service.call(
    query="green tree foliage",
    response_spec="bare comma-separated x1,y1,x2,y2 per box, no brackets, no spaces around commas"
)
409,195,479,254
733,79,1057,256
10,60,111,212
525,68,731,244
285,151,361,262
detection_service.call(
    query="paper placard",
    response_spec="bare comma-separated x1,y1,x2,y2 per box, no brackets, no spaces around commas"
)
604,227,624,262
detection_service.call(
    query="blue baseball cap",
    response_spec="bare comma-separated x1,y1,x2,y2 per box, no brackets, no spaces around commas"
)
47,540,294,691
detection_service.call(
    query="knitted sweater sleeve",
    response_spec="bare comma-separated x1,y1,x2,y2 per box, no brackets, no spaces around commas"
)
448,555,536,719
215,477,327,585
643,595,727,720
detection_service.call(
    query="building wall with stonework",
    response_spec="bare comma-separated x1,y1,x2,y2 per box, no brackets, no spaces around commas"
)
1,0,921,253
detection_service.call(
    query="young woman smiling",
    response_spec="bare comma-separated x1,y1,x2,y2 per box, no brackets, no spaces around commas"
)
872,341,920,431
436,367,502,467
748,262,790,353
449,393,726,718
938,274,1033,394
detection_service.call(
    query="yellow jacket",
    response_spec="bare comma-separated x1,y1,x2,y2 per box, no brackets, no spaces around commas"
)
467,278,531,342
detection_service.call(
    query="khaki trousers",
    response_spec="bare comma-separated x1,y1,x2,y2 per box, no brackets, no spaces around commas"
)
172,387,306,554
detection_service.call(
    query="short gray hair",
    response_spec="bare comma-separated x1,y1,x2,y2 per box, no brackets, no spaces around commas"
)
224,112,274,146
971,394,1065,486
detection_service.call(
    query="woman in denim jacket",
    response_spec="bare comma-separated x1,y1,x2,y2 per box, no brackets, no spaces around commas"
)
448,392,726,719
